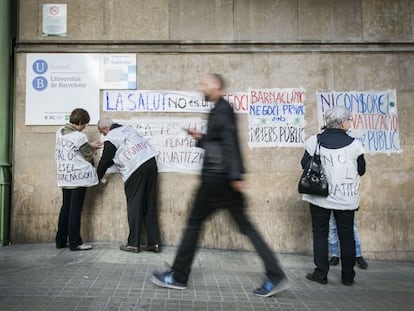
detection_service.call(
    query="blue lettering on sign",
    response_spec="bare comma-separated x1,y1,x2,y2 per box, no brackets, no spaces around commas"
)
32,77,48,91
32,59,48,74
104,91,116,111
319,92,389,115
367,130,399,151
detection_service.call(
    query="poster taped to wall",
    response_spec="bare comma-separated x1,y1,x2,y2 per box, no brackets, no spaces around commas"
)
103,90,212,113
316,90,401,154
99,54,137,90
25,53,100,125
103,90,249,113
111,118,208,174
248,88,306,148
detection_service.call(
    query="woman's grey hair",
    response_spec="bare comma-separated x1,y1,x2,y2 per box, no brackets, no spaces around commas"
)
324,106,351,129
97,118,114,130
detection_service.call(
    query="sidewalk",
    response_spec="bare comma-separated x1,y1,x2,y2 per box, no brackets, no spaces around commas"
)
0,243,413,311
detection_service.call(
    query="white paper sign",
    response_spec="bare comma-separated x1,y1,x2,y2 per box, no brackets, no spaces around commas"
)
42,4,67,36
248,88,306,148
316,90,401,154
103,90,213,113
102,90,249,113
26,53,100,125
100,54,137,89
113,118,208,174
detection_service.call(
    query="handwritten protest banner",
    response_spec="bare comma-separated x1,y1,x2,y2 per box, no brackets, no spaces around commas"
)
316,90,401,154
112,118,207,174
103,90,249,113
103,90,212,113
248,88,306,148
223,92,249,113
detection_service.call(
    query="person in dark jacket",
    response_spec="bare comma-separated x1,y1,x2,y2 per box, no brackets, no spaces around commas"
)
150,73,288,298
97,119,161,254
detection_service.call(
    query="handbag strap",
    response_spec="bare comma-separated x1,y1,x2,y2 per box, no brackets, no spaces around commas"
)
314,134,321,156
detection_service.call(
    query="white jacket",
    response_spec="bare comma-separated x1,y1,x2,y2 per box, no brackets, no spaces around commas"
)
105,125,157,181
55,128,98,187
302,134,365,210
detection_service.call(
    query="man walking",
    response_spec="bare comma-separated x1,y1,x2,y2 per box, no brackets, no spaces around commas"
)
150,73,288,297
97,119,161,253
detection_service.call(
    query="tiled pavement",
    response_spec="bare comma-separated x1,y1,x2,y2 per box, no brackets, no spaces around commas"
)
0,243,413,311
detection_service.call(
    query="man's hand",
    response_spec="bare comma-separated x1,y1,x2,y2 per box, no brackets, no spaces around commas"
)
230,180,244,192
90,140,103,150
187,129,203,140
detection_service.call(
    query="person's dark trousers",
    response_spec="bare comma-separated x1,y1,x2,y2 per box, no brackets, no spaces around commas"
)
310,204,356,282
124,157,160,247
56,187,86,249
172,176,286,285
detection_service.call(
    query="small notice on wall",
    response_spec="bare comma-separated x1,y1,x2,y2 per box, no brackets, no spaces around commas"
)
42,4,67,37
100,54,137,90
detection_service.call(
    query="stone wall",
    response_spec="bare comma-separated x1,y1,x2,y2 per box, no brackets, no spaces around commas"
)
12,0,414,260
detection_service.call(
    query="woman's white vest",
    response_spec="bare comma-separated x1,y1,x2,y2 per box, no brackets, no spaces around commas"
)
55,129,99,187
105,125,157,182
302,134,365,210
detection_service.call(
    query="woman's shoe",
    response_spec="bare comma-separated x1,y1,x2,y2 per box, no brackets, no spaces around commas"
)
70,243,93,251
342,279,355,286
306,273,328,284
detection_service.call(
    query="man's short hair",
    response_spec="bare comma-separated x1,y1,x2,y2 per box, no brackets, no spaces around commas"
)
97,118,114,130
209,73,226,90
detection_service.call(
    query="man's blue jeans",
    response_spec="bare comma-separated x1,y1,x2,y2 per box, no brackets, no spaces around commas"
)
329,211,362,257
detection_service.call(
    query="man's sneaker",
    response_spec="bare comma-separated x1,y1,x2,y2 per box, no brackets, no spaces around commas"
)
306,272,328,284
70,243,92,251
356,256,368,269
329,256,340,266
254,277,289,298
150,270,187,290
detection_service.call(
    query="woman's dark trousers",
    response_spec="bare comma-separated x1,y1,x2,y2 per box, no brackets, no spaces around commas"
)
56,187,86,249
310,204,356,282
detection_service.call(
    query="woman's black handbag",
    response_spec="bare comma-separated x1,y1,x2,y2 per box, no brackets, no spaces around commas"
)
298,139,329,197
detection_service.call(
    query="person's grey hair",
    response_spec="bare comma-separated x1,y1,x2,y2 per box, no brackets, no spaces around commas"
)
324,106,351,129
97,118,114,130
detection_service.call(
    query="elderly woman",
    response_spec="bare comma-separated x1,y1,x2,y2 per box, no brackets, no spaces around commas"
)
300,106,366,286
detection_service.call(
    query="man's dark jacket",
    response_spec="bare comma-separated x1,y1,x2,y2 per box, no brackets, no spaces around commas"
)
197,98,244,180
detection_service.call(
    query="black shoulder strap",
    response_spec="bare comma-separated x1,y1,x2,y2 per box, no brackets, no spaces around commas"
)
315,134,321,155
